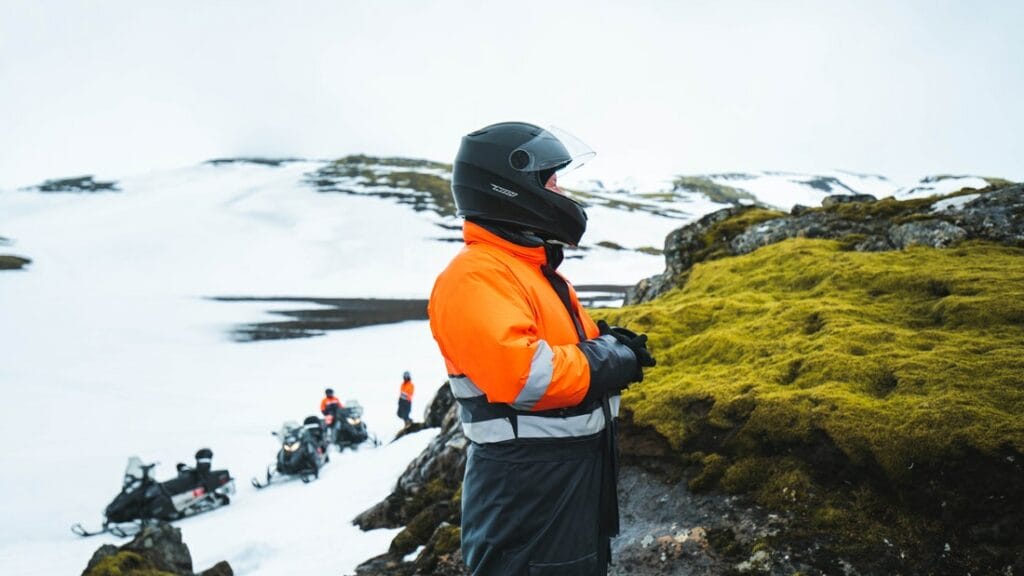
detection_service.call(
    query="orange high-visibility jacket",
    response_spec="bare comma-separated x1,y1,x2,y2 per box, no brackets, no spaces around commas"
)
400,380,414,402
320,396,342,414
429,222,634,444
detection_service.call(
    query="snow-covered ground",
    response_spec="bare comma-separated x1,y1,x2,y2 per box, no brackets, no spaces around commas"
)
0,159,993,574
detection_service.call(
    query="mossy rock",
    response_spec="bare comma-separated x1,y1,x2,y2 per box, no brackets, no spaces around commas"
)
411,523,464,574
389,502,453,556
83,551,176,576
597,237,1024,570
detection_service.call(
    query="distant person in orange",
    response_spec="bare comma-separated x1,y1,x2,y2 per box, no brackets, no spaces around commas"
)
397,371,414,427
320,388,343,417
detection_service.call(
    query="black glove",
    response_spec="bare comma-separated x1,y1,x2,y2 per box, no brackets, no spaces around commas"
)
598,320,657,370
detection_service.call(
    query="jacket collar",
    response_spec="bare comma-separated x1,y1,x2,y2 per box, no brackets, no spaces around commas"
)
463,220,548,266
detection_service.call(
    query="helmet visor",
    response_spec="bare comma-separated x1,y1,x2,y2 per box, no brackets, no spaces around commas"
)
508,125,596,174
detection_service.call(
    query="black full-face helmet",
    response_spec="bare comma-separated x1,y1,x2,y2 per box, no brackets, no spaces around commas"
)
452,122,595,246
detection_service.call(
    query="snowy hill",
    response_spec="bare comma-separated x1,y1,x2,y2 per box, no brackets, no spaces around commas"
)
0,157,1001,574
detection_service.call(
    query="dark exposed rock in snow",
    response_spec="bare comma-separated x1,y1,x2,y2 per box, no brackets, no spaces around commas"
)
206,157,303,167
0,254,31,270
31,175,119,193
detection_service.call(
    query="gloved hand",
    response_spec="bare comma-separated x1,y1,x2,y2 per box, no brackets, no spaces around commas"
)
597,320,657,373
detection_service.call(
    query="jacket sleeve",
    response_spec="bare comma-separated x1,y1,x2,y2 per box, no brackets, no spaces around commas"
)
430,266,596,411
578,334,639,402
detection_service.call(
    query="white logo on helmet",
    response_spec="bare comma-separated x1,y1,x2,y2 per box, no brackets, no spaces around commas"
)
490,183,518,198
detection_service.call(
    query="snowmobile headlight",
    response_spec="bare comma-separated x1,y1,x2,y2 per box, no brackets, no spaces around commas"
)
284,441,301,452
347,417,360,426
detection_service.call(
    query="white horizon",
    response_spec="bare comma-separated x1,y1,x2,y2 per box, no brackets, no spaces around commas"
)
2,0,1022,189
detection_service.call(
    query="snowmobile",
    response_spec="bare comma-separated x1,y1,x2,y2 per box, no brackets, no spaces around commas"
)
251,418,329,489
327,400,379,450
72,449,235,537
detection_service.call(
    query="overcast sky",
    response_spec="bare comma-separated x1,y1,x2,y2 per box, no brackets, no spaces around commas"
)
1,0,1021,188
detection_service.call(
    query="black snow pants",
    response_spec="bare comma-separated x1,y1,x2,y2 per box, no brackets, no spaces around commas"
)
397,398,411,421
461,432,611,576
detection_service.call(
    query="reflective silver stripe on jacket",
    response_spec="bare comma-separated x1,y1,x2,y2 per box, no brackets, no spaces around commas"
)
450,375,485,399
511,341,554,411
461,417,516,444
451,371,621,444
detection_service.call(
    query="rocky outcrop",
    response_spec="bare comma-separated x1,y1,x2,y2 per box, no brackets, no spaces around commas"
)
32,175,119,193
81,522,232,576
354,382,468,575
627,183,1023,304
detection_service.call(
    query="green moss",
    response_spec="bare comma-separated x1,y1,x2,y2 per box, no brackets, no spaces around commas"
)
84,551,176,576
688,453,728,491
605,238,1024,469
432,524,461,555
596,238,1024,564
674,176,757,205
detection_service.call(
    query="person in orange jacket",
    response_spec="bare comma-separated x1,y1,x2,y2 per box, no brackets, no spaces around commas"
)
320,388,343,417
397,371,414,427
429,122,656,575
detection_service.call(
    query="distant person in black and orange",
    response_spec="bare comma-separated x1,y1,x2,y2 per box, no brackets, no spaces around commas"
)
320,388,343,417
397,371,414,427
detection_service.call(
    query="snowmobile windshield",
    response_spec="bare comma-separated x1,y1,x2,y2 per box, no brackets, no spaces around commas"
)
122,456,146,491
345,401,363,417
508,125,595,175
278,421,300,438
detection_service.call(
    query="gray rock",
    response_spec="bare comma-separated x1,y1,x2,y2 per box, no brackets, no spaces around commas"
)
889,219,968,249
951,184,1024,245
821,193,877,208
122,522,193,574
